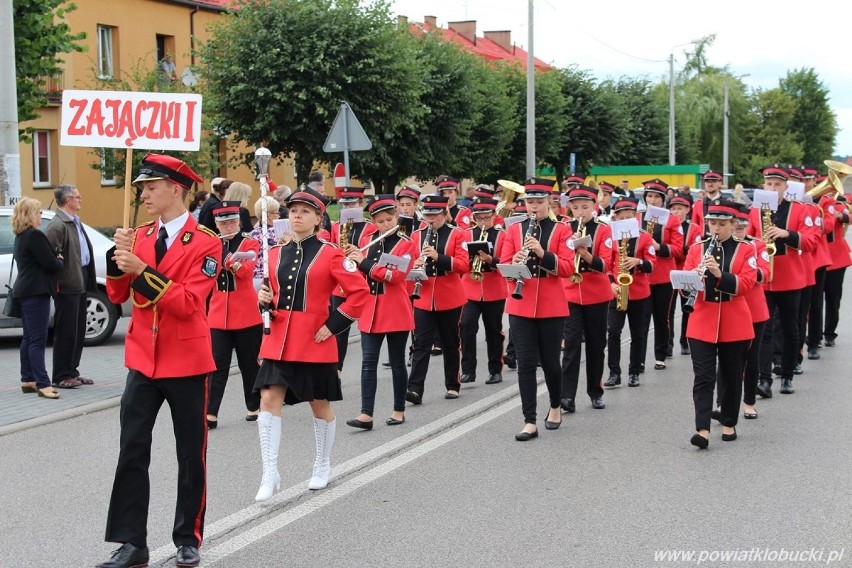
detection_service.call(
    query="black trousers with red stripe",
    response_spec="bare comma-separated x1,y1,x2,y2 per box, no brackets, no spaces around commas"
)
105,371,208,548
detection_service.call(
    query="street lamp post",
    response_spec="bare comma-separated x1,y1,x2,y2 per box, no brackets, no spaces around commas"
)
722,73,750,187
668,41,699,166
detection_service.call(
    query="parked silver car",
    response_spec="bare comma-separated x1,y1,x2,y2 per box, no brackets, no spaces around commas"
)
0,206,128,346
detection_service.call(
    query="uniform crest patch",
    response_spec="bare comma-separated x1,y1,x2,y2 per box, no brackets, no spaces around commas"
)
567,238,575,250
462,216,470,226
748,256,758,269
648,246,656,256
343,259,358,273
202,256,218,278
804,216,814,227
146,226,155,237
677,226,684,234
828,205,836,215
815,217,823,227
761,250,770,262
604,237,613,249
181,232,193,244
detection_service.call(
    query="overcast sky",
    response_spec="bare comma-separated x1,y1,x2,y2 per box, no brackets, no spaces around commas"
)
390,0,852,159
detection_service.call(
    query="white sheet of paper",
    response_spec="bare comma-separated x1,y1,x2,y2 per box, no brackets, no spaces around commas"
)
378,253,410,272
503,215,525,229
339,207,365,225
272,219,291,240
752,190,779,211
785,181,805,202
497,263,532,280
571,235,593,249
406,267,427,282
230,250,257,262
670,270,705,291
610,218,640,239
644,205,670,226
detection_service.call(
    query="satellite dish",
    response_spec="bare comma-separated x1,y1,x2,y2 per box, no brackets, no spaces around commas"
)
181,67,198,88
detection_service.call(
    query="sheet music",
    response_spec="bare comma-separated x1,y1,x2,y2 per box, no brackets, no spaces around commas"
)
339,207,365,225
670,270,705,291
462,240,493,253
785,181,805,202
230,250,257,262
272,219,291,240
496,263,532,280
406,268,427,282
571,235,593,249
610,218,640,239
752,190,779,211
644,205,670,226
378,253,410,272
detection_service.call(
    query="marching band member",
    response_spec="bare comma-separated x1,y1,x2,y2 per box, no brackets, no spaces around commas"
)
821,186,851,347
596,180,616,222
639,179,684,370
206,202,262,429
690,170,725,237
436,175,472,230
329,187,377,375
605,198,656,388
747,165,819,397
560,185,614,413
667,195,693,356
549,183,567,220
254,187,369,500
460,198,507,385
344,196,417,429
405,194,468,404
396,185,423,224
685,200,757,449
498,178,574,441
502,200,529,371
797,194,832,366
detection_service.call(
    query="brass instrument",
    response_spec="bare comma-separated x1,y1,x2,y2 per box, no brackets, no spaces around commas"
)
339,219,353,248
569,218,586,283
761,205,777,257
410,223,434,300
807,159,852,199
470,227,486,281
644,216,657,239
496,179,526,218
615,235,633,312
511,213,538,300
684,234,718,311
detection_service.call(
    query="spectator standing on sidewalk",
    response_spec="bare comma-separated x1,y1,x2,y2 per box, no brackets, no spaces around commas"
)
45,185,97,389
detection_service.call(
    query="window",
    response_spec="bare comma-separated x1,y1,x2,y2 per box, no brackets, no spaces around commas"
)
32,130,52,188
97,25,114,79
101,148,117,186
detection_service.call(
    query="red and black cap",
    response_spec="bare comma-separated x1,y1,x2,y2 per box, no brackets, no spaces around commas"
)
421,194,450,214
668,195,692,209
613,198,639,212
702,170,723,182
567,186,598,201
523,177,553,198
436,175,460,191
705,198,739,220
802,165,819,179
786,165,803,180
761,164,789,180
474,184,496,199
132,153,203,189
598,181,616,193
367,194,397,216
397,185,421,201
514,199,527,214
563,175,585,186
642,178,669,196
212,201,241,221
734,202,750,222
287,186,329,214
472,197,498,213
339,186,366,203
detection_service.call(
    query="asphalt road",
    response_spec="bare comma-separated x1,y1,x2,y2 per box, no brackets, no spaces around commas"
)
1,301,850,567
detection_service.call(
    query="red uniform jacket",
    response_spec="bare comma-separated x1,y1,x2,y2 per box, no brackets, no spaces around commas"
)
462,226,508,302
684,236,756,343
822,196,852,270
260,235,369,362
808,202,833,270
746,200,819,292
563,218,615,305
499,217,574,318
411,223,468,311
610,231,656,301
330,220,377,298
106,216,221,379
357,233,417,334
449,205,473,230
741,237,770,323
208,235,262,330
642,213,684,286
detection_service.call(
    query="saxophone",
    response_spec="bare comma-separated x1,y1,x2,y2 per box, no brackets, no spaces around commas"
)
569,218,586,283
511,213,538,300
470,227,486,281
615,236,633,312
339,219,353,248
760,206,777,256
645,216,657,239
410,223,434,300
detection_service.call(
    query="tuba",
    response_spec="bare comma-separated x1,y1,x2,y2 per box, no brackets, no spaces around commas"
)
496,179,525,218
807,160,852,199
615,235,633,312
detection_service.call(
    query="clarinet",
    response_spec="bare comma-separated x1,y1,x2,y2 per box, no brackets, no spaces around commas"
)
512,213,538,300
410,223,434,300
683,233,718,311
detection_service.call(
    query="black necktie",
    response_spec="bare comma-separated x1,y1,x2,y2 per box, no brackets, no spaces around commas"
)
155,225,168,265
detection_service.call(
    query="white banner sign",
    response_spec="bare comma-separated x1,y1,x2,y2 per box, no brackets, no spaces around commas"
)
60,90,202,151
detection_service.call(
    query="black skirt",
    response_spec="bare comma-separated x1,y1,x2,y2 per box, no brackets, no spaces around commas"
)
254,360,342,405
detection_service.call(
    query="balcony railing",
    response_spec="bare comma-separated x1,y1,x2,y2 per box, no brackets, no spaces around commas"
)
37,75,64,105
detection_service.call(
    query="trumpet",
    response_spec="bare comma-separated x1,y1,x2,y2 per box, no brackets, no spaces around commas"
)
615,235,633,312
469,227,486,281
512,213,538,300
410,223,434,300
569,218,586,283
684,234,718,311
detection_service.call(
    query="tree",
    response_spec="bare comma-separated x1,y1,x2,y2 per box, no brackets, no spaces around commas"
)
738,88,803,186
780,67,838,163
13,0,86,140
604,77,668,166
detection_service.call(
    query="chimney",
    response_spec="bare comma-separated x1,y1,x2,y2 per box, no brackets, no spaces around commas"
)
484,30,511,52
397,15,408,28
447,20,476,43
424,15,437,30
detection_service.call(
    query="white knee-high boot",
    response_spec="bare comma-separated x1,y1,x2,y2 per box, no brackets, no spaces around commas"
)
308,417,336,490
255,411,282,502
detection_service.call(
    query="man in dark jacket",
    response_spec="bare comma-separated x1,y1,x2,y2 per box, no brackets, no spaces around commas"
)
45,185,96,388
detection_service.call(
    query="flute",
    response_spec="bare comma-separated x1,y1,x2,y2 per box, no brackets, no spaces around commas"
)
357,225,400,252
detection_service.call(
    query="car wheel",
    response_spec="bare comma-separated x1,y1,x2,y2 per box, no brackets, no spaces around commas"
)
84,288,118,346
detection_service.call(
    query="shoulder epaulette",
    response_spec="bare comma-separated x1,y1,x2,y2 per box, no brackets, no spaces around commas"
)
197,224,219,239
135,220,155,230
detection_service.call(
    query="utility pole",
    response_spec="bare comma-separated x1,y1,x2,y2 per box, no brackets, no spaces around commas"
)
668,53,675,166
525,0,535,179
0,0,21,205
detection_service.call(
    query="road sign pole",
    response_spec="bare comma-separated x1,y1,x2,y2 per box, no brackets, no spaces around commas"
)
342,102,350,186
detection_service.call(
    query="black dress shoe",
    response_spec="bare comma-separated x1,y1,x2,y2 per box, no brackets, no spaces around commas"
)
545,409,562,430
460,373,476,383
628,374,640,387
604,374,621,388
722,428,737,442
772,364,782,375
386,416,405,426
591,398,605,410
485,373,502,384
176,545,200,567
405,390,422,405
382,360,392,367
743,409,758,419
654,361,666,370
757,380,773,398
96,543,149,568
504,354,517,369
793,363,803,375
780,378,795,394
690,434,709,449
560,398,575,413
638,363,645,373
807,348,820,360
515,429,538,441
431,346,443,356
346,418,373,430
824,338,836,347
206,418,217,430
681,345,691,355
